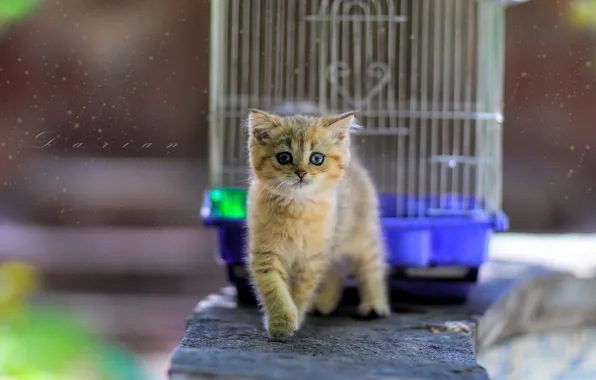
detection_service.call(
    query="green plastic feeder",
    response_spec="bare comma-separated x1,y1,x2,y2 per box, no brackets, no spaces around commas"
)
209,188,247,219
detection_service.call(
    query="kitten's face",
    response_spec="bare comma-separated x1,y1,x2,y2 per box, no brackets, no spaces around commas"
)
248,110,354,197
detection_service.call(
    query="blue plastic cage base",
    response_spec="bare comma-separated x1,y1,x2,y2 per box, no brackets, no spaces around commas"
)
388,279,474,301
202,190,508,300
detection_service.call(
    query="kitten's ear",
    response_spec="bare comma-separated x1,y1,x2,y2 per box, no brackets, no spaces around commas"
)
321,111,356,142
248,108,280,143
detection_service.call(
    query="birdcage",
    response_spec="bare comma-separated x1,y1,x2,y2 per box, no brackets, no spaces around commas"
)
202,0,528,302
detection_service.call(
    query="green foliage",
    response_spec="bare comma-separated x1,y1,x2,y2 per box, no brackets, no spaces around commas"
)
0,306,147,380
0,0,40,21
0,260,146,380
570,0,596,32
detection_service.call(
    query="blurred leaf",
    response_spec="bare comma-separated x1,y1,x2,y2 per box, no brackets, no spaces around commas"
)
0,261,39,306
0,0,40,21
570,0,596,32
0,306,147,379
0,260,146,379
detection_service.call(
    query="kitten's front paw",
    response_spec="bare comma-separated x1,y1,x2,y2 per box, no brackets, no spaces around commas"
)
267,317,298,339
358,297,391,318
264,310,298,339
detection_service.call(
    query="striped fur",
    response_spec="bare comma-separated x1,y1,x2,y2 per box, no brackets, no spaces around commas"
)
246,108,390,339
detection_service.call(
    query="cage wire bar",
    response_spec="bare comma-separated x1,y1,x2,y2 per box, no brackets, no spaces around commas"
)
209,0,516,218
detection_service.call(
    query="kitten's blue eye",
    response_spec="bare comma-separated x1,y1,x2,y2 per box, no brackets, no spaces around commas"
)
310,153,325,166
276,152,293,165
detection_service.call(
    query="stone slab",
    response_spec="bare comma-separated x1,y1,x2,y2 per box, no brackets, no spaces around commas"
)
169,287,489,380
170,348,488,380
168,260,568,380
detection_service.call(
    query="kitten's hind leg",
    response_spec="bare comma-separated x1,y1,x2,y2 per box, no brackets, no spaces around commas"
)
313,263,345,316
291,253,326,327
350,242,391,318
249,251,298,339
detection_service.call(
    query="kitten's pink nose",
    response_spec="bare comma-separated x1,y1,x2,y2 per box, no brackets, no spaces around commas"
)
295,169,307,180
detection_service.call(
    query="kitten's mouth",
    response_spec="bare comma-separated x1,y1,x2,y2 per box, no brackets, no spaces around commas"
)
294,179,311,187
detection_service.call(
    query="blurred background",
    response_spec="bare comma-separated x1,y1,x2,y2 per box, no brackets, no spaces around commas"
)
0,0,595,378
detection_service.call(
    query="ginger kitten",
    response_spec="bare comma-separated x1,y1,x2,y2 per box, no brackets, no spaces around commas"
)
246,109,390,339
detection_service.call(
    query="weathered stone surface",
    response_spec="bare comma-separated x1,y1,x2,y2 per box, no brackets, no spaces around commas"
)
169,247,596,380
170,348,488,380
169,260,573,380
169,287,489,380
465,260,557,315
477,272,596,350
474,264,596,379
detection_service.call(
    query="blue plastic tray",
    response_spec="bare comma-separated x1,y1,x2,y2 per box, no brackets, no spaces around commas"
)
201,190,508,300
